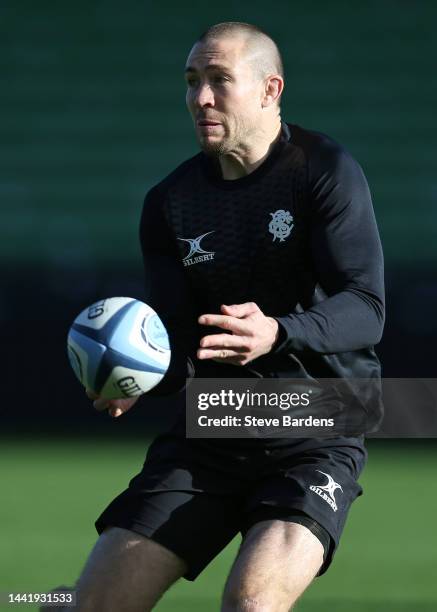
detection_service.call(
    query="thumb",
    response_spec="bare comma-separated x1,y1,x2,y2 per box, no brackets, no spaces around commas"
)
221,302,259,318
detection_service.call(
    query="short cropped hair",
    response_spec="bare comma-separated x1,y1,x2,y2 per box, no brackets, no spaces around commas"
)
197,22,284,81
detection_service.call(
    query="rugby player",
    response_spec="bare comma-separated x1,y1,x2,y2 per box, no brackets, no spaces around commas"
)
50,22,384,611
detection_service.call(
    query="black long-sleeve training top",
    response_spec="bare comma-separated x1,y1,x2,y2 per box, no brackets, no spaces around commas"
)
139,121,385,445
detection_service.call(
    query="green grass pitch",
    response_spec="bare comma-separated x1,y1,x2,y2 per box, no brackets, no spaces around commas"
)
2,438,436,611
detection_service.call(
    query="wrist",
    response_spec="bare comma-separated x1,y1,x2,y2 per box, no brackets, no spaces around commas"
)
266,317,280,349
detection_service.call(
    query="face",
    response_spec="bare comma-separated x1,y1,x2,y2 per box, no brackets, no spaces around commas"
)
185,37,265,156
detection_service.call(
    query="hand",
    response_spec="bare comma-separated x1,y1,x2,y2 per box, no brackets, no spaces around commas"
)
85,389,140,418
197,302,279,366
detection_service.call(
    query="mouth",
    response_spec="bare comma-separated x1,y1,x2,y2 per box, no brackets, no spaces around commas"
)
197,120,221,127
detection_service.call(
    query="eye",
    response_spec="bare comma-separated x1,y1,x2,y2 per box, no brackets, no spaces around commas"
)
212,75,228,84
185,76,199,88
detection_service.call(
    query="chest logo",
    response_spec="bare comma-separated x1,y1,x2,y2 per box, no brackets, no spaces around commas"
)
269,209,294,242
177,231,215,267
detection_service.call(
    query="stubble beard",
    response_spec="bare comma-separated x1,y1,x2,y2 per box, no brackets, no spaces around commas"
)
200,137,229,157
197,124,231,157
198,121,246,158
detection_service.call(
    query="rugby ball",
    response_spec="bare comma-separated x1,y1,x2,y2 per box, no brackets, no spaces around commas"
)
67,297,171,399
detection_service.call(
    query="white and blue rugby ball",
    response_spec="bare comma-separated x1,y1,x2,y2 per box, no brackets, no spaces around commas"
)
67,297,171,399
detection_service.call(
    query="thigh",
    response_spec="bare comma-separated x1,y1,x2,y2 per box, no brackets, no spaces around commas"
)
95,435,244,581
241,446,366,576
74,526,186,612
222,520,324,611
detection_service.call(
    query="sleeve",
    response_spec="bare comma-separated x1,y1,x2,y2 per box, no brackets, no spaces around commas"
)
139,185,199,395
273,143,385,355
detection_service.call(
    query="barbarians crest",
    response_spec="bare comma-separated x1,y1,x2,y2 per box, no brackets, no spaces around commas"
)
268,209,294,242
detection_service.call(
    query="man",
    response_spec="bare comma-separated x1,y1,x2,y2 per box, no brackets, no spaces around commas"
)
62,22,384,611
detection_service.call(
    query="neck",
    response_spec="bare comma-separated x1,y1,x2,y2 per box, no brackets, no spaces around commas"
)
218,119,282,180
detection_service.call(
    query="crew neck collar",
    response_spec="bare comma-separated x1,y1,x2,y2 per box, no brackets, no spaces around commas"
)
200,122,292,190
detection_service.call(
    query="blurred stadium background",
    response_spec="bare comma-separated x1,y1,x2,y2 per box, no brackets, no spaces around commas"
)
1,0,436,609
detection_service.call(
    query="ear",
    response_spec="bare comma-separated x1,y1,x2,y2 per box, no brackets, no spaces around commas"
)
262,75,284,108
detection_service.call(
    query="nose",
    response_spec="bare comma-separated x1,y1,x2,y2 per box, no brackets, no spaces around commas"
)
194,82,215,108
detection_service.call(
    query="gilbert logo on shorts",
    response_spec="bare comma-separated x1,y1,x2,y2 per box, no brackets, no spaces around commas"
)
178,231,215,267
309,470,343,512
268,209,294,242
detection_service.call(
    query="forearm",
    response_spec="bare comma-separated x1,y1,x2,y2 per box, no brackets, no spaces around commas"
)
274,288,384,355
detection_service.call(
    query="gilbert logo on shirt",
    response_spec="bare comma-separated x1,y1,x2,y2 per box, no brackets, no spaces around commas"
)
177,231,215,267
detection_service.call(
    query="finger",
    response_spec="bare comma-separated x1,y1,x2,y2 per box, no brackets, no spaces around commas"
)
198,314,251,335
94,397,118,411
108,400,122,414
86,389,99,400
197,347,243,360
212,356,244,366
198,344,246,355
199,333,248,349
220,302,259,318
109,406,124,418
93,398,110,412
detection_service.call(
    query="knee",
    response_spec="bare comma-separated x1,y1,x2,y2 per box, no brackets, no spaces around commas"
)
221,592,269,611
221,588,294,611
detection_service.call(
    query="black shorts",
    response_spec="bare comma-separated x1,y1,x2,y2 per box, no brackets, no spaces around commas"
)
95,435,366,581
